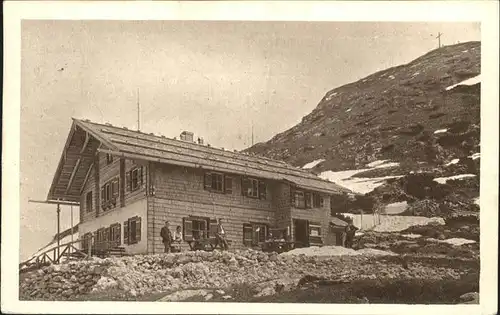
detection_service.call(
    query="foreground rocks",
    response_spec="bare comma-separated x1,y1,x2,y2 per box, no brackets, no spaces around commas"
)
19,248,476,301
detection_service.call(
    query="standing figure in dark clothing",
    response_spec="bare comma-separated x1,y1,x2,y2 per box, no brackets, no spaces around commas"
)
160,221,173,253
216,218,229,250
345,221,358,248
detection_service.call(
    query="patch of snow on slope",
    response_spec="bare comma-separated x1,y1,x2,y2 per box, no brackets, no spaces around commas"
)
388,75,395,80
474,197,480,206
319,169,402,194
445,159,460,166
346,108,352,112
434,129,448,134
281,246,397,257
434,174,476,184
340,214,444,232
366,160,400,169
367,160,389,167
25,232,80,262
302,159,326,169
445,74,481,91
384,201,408,214
439,238,476,246
402,234,422,239
412,72,420,77
469,153,480,160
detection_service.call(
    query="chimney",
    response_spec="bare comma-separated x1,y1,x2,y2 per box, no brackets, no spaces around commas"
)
180,131,194,142
197,137,204,145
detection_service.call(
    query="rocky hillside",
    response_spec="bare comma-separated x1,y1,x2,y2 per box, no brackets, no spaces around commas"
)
245,41,481,174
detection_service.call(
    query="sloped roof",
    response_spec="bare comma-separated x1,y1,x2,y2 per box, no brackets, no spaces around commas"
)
330,217,349,227
48,118,351,200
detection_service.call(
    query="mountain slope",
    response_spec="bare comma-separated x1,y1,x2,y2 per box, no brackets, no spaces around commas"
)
245,41,481,175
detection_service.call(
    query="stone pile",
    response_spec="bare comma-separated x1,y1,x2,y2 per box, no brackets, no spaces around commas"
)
20,248,472,301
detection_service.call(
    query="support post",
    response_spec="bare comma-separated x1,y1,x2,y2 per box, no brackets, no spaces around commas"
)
57,203,61,262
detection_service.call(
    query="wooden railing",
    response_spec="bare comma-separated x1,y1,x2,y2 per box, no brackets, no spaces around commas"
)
20,236,128,271
20,238,88,270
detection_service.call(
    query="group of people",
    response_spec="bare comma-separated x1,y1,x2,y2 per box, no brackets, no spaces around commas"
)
160,222,183,253
160,218,229,253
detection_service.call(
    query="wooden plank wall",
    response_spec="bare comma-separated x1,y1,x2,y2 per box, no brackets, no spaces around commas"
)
149,163,276,253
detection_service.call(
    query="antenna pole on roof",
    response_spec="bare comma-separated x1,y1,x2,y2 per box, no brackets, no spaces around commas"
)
137,88,141,131
251,121,254,146
435,32,443,48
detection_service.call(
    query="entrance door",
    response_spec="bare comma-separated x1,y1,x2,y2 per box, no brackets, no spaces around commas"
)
293,219,309,248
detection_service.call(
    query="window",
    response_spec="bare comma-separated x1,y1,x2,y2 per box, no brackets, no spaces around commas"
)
305,192,312,208
224,176,233,194
127,167,144,192
204,172,229,193
106,154,113,165
101,178,119,210
124,216,141,245
309,223,322,237
293,191,305,208
183,216,210,241
243,223,268,246
110,223,121,246
292,189,316,209
86,191,93,213
242,177,267,199
313,193,324,208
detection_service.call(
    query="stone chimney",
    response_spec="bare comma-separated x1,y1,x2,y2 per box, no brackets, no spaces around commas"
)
197,137,204,145
180,131,194,142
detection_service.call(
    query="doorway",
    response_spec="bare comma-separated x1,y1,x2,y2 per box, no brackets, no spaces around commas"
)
293,219,309,248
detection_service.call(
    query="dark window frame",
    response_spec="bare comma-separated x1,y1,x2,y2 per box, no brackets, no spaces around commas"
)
242,222,269,247
86,191,93,213
242,177,267,200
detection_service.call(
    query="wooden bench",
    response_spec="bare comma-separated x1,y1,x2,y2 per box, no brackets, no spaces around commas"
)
186,238,233,251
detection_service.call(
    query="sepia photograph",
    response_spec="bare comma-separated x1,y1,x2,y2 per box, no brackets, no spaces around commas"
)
2,1,499,314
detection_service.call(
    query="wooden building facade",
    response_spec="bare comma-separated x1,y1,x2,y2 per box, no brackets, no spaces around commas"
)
47,118,351,254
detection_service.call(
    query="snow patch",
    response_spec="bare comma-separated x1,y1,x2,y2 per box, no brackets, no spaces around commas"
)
445,159,460,166
319,168,402,194
412,72,420,77
433,174,476,184
469,153,480,160
302,159,326,169
384,201,408,214
388,75,395,80
438,238,476,246
434,129,448,134
25,232,80,262
281,246,397,257
462,50,468,53
340,214,444,232
366,160,400,169
402,234,422,239
346,108,352,112
474,197,480,206
445,74,481,91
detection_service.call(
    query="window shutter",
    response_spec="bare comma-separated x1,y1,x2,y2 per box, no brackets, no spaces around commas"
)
243,224,253,246
305,192,312,208
135,217,142,242
224,176,232,194
241,177,249,196
100,187,105,206
258,181,267,200
204,172,212,190
290,188,295,204
209,219,218,239
126,171,131,192
139,166,144,187
116,223,121,246
320,196,324,208
113,179,119,198
124,220,129,245
183,217,193,241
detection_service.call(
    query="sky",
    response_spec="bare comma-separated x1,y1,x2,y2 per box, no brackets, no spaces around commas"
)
20,20,480,260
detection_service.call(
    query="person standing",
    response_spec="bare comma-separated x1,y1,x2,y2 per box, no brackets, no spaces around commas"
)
216,218,229,250
172,225,183,252
345,221,358,248
160,221,173,253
